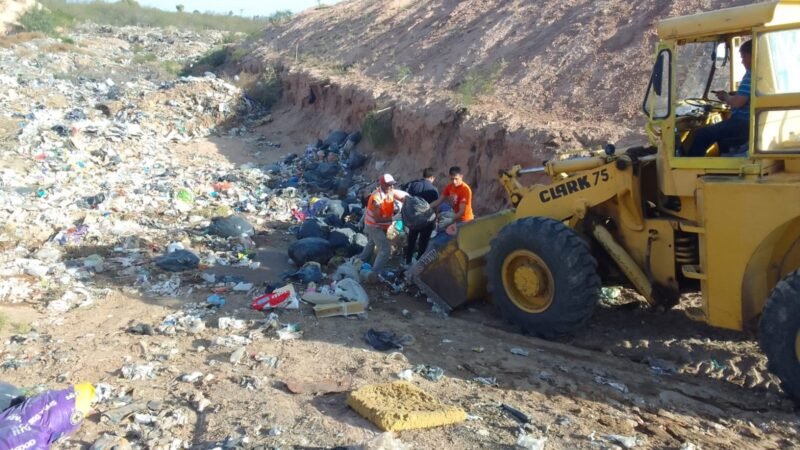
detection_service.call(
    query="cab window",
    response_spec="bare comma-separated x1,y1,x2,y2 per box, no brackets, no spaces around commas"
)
755,29,800,153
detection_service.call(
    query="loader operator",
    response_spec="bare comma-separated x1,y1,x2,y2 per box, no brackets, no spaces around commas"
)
360,173,407,276
687,40,752,157
430,166,474,223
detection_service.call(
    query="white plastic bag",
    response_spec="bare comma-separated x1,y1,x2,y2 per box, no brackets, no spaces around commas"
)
334,278,369,305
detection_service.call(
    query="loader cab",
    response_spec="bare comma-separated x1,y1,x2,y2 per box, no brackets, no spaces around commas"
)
643,1,800,219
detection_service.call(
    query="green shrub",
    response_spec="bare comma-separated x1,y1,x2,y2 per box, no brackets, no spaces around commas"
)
457,63,502,107
230,47,248,63
362,107,394,148
196,47,228,67
160,60,182,76
19,8,72,34
222,32,239,44
133,51,157,64
246,68,282,108
394,64,412,84
267,10,293,24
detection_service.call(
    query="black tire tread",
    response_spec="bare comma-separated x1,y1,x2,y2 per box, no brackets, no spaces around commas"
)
759,269,800,400
486,217,601,338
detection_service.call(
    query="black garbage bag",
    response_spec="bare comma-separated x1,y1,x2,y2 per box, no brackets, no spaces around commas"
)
334,174,354,198
284,262,323,284
347,150,368,170
288,237,334,265
262,163,281,174
324,214,344,228
323,130,349,148
297,217,330,240
346,131,362,146
325,199,346,219
364,328,413,351
315,162,340,179
347,233,368,256
329,227,356,250
401,196,436,231
155,250,200,272
208,216,255,238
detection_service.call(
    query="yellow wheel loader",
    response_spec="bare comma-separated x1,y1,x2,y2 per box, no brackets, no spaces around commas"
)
411,1,800,399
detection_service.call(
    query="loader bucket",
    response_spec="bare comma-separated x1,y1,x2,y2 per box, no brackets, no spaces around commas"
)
410,210,515,311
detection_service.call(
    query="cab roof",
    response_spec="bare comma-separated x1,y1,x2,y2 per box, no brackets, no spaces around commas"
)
657,0,800,40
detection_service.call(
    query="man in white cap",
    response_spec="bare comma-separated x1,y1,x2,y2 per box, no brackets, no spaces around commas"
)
360,173,407,276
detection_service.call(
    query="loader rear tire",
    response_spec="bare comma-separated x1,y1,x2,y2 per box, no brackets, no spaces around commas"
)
487,217,600,338
759,270,800,401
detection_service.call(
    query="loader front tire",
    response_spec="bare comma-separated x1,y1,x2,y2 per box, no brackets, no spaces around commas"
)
487,217,600,338
759,270,800,401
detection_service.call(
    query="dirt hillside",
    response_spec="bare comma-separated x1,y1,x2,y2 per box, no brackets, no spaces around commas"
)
247,0,755,212
0,0,36,33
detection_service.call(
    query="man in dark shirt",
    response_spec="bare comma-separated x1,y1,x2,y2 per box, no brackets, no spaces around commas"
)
402,168,439,264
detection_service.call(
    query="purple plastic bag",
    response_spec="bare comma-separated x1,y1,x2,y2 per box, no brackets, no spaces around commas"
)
0,386,83,449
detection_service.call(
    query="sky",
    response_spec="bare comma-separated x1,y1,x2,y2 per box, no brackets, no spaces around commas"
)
135,0,342,17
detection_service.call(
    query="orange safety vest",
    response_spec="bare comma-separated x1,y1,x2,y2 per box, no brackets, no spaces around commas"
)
364,190,395,229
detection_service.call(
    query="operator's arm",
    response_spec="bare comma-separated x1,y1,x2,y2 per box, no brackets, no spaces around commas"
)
716,91,748,108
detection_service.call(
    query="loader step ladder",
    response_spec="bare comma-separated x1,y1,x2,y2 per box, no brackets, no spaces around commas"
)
681,264,707,280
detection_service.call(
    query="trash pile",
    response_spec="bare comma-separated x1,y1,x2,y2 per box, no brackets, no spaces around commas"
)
0,22,380,316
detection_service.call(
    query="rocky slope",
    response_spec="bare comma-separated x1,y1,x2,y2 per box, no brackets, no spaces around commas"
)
245,0,755,211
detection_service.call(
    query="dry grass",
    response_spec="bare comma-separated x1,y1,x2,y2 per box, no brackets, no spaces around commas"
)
0,32,46,48
43,42,77,53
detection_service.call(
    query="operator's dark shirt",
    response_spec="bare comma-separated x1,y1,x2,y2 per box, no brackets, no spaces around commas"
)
402,179,439,204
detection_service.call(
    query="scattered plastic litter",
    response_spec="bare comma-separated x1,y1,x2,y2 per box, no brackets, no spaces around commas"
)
218,317,246,330
473,377,497,386
233,282,254,292
276,324,302,340
397,369,414,381
516,434,547,450
501,403,531,424
412,364,444,382
593,376,629,393
230,346,247,365
180,372,203,383
604,434,638,449
364,329,414,351
285,261,324,284
207,294,226,307
121,364,156,380
252,284,299,310
360,432,412,450
208,215,255,238
510,347,530,357
155,250,200,272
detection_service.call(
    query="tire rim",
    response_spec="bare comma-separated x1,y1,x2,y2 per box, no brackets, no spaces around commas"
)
501,249,555,313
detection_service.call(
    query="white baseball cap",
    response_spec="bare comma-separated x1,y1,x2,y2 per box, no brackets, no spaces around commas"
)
379,173,396,186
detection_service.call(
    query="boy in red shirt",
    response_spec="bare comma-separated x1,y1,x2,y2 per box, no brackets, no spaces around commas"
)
431,166,474,222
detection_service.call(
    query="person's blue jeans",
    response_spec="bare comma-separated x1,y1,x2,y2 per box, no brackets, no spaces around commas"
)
687,118,749,157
